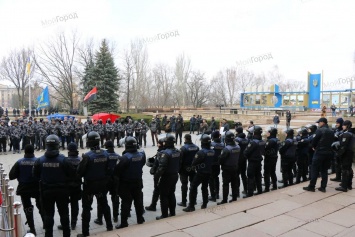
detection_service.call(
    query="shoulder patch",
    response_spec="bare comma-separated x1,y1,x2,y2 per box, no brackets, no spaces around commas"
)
342,138,346,142
248,144,251,147
194,154,198,159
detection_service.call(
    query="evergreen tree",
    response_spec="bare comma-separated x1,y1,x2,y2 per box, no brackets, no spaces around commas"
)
84,39,120,114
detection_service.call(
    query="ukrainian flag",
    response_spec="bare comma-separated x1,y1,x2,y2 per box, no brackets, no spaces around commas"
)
26,57,31,75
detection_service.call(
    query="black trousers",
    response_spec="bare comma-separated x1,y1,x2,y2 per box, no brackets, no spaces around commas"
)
12,137,20,151
81,186,112,236
75,134,84,149
222,168,238,201
149,175,160,207
238,158,248,192
179,169,196,203
118,179,144,226
97,184,119,221
189,173,210,207
264,156,278,190
340,157,353,189
209,165,220,198
296,158,308,183
21,193,43,230
247,161,262,196
159,173,178,217
42,189,70,237
140,133,147,147
0,138,6,152
309,152,332,189
68,187,81,226
175,130,183,145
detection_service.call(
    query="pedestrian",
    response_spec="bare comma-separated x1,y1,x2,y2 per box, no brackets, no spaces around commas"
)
115,136,145,228
77,131,113,237
177,134,199,207
286,111,291,129
9,144,44,235
217,131,240,204
175,114,184,146
330,104,337,117
33,135,74,237
273,113,280,128
303,117,334,192
189,115,196,134
150,118,159,146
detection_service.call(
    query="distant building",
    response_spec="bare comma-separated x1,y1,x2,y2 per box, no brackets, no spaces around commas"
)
0,84,17,108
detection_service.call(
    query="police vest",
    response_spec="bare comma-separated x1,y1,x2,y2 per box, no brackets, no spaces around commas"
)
17,157,38,183
211,141,224,165
197,148,214,174
162,148,181,174
84,150,109,181
265,138,279,157
236,137,249,153
224,145,240,167
107,152,120,175
253,139,266,157
285,138,298,157
182,143,199,166
121,151,144,180
38,154,67,184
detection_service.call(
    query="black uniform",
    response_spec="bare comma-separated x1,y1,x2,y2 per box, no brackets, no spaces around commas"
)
209,139,224,200
179,142,199,205
264,137,280,191
33,149,74,237
219,142,241,202
296,135,310,183
155,147,181,218
9,152,43,235
279,137,298,187
244,136,265,196
77,149,113,236
115,148,146,227
337,130,354,190
236,134,249,193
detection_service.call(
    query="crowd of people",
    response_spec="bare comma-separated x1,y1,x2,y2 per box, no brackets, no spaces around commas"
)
7,113,354,237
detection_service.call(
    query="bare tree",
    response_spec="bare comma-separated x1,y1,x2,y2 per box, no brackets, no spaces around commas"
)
34,31,80,110
152,64,175,108
187,71,210,108
175,53,192,107
209,72,228,106
120,50,135,112
236,67,256,93
0,48,35,109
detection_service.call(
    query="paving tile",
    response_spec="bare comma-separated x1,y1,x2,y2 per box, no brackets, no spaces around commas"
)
280,185,307,196
219,226,272,237
110,221,176,237
247,199,303,219
322,207,355,228
322,193,355,206
286,191,333,205
301,219,345,237
155,230,192,237
343,189,355,197
183,212,263,237
166,211,221,229
252,214,305,236
279,228,324,237
334,225,355,237
286,200,343,221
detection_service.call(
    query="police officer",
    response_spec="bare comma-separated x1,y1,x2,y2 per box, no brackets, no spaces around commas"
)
217,131,240,204
154,134,180,220
331,118,344,181
57,143,81,231
304,117,334,192
183,134,214,212
335,120,354,192
33,135,73,237
77,131,113,237
177,134,199,207
114,137,145,228
279,129,297,187
244,126,265,197
235,127,249,195
145,137,165,211
208,131,224,201
264,128,280,192
94,140,120,224
296,128,310,183
9,144,43,235
306,124,317,177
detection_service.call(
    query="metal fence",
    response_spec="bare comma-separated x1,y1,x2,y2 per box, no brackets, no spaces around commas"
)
0,164,22,237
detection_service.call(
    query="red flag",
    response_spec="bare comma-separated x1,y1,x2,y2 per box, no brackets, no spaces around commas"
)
83,87,97,103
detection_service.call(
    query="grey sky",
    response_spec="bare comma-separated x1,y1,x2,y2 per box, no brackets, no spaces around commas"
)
0,0,354,90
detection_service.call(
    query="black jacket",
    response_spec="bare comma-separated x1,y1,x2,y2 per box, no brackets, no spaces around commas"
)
312,124,334,154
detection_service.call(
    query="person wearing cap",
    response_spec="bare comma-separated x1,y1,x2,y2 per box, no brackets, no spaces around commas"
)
331,118,344,180
9,144,44,235
57,142,81,231
335,120,354,192
177,134,199,207
208,131,224,201
303,117,334,192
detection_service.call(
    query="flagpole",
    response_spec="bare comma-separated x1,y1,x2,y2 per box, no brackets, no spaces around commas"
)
29,74,31,115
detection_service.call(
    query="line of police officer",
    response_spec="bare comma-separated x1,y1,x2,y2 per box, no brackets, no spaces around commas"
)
9,116,354,237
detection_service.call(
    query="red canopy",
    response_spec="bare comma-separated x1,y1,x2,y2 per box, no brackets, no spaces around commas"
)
91,113,120,124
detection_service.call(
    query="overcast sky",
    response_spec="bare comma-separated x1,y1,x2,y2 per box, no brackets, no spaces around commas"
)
0,0,354,90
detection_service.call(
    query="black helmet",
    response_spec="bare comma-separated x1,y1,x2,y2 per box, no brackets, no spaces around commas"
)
343,120,352,130
268,127,277,137
201,134,211,147
165,134,176,148
300,128,308,136
158,137,166,147
286,129,294,137
236,127,243,134
125,136,138,151
87,131,100,148
306,124,317,133
253,126,263,135
225,131,235,143
46,134,60,151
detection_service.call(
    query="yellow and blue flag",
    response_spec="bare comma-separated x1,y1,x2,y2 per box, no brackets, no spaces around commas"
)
37,86,50,109
26,57,31,75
